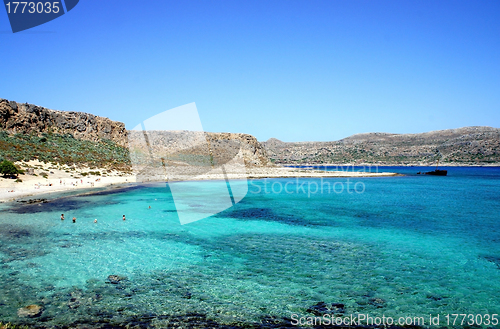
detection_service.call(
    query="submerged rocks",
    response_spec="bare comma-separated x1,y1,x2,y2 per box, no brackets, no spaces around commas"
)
17,304,43,318
68,291,83,309
483,255,500,269
368,297,386,308
307,301,345,316
107,275,127,284
17,198,48,204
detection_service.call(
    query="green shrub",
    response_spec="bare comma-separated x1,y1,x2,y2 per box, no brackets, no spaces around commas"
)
0,160,20,178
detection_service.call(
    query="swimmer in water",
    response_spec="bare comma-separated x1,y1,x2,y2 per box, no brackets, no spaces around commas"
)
94,219,97,223
123,215,126,221
148,206,151,209
72,217,76,223
61,214,65,220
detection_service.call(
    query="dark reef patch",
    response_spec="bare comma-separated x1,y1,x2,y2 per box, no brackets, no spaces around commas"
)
482,255,500,269
0,225,33,239
7,199,92,214
5,185,144,214
0,245,49,263
216,207,323,227
307,301,345,316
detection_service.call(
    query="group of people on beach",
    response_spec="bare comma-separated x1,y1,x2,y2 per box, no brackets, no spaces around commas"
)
60,214,126,223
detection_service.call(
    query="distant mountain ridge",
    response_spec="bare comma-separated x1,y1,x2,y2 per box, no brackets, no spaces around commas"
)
263,126,500,165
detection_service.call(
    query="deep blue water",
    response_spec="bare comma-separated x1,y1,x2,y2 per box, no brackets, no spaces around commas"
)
1,167,499,328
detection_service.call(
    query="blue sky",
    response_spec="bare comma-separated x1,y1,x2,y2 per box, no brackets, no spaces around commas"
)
1,0,499,142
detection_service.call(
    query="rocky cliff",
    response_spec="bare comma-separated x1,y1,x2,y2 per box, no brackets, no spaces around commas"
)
264,126,500,165
206,132,271,167
0,99,270,167
127,130,271,169
0,99,127,147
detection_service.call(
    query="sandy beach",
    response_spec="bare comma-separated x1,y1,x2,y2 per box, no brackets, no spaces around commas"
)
0,160,135,203
245,167,398,179
0,161,398,202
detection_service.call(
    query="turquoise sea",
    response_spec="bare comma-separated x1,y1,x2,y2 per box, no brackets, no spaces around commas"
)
1,167,500,328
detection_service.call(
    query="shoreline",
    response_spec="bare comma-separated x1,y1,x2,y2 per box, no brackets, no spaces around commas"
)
0,165,400,203
280,163,500,167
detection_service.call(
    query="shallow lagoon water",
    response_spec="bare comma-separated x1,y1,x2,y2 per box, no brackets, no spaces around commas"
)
1,168,500,328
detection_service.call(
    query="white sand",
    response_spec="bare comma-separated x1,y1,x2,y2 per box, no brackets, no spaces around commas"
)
0,161,398,202
0,160,135,202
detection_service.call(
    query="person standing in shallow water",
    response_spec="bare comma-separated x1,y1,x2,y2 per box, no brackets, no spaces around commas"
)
72,217,76,223
123,215,126,221
61,214,64,220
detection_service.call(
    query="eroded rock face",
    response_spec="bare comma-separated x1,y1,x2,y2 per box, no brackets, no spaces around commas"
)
17,304,43,318
0,99,127,147
127,130,272,169
206,132,271,167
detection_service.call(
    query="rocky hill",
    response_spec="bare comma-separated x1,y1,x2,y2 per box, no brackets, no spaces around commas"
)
263,127,500,165
206,132,270,167
127,130,272,181
0,98,131,170
0,98,271,170
128,130,270,167
0,99,127,147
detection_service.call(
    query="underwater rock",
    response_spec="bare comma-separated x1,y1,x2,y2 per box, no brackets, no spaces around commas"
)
369,297,386,308
307,301,345,315
17,198,48,204
68,290,83,309
68,297,81,309
17,304,43,318
427,295,443,301
483,255,500,269
330,303,345,313
107,275,127,284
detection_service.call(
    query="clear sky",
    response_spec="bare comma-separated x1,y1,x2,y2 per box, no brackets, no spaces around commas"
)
1,0,499,142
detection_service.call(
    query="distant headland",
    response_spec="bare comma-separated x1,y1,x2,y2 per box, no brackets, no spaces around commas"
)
264,127,500,166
